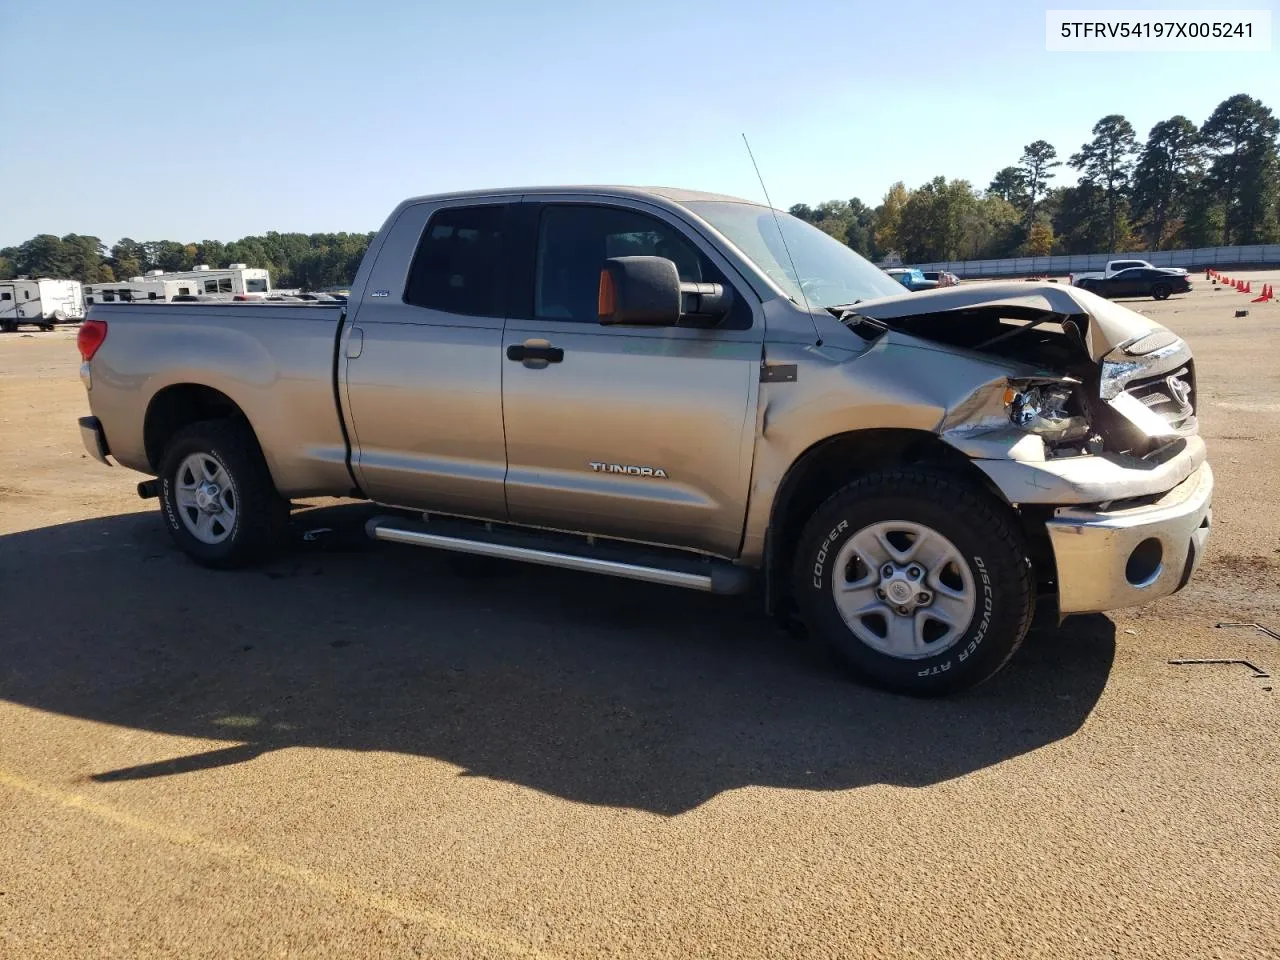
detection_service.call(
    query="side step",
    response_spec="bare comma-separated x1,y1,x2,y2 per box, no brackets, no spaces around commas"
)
365,514,752,595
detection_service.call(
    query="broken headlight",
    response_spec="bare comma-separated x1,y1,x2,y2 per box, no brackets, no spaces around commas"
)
1004,380,1090,443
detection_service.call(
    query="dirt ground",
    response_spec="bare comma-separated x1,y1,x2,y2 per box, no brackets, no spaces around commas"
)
1,272,1278,959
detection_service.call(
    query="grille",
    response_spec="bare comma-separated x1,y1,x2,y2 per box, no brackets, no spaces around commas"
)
1125,364,1196,431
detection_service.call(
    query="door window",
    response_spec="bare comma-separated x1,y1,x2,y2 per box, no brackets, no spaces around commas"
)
404,205,506,317
533,204,749,328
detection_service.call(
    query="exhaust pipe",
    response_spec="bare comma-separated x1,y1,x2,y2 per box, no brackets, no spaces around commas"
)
137,479,159,500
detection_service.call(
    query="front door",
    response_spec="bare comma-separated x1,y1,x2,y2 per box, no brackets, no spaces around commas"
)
501,200,763,558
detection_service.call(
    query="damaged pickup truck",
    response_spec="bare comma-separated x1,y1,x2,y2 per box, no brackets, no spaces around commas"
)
76,187,1212,696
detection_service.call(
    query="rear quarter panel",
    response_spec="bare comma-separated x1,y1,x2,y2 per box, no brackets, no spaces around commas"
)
86,304,350,497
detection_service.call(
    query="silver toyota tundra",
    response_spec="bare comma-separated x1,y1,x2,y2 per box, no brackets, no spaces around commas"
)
76,187,1212,696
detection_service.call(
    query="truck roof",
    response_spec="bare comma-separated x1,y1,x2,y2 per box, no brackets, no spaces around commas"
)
396,185,763,208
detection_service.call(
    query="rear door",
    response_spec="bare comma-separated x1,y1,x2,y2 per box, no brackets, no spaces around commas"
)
499,198,763,558
341,200,513,520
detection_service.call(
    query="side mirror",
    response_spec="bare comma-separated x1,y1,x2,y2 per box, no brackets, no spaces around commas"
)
598,256,729,326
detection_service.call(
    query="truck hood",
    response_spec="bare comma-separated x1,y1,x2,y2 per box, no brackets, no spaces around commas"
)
850,281,1164,361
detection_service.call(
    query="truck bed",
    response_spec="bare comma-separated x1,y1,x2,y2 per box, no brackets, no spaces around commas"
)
84,301,353,498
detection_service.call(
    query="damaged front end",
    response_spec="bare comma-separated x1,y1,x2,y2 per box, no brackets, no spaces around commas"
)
846,282,1198,464
842,282,1212,616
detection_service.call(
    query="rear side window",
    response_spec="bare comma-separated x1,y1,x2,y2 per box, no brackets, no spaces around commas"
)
404,205,506,317
0,292,9,301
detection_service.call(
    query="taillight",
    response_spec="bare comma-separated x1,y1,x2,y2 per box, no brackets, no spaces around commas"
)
77,319,108,361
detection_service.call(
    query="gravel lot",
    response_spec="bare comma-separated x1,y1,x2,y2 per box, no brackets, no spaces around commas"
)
2,273,1278,959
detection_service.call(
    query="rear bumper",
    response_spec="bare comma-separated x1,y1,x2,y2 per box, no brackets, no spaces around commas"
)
1046,461,1213,616
79,416,111,465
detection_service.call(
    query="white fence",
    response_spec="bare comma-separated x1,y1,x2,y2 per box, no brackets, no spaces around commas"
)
910,244,1280,278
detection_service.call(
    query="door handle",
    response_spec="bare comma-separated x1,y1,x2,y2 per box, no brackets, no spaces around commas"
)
507,339,564,367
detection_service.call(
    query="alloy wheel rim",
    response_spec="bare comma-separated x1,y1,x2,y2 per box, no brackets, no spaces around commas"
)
830,520,977,660
174,453,236,544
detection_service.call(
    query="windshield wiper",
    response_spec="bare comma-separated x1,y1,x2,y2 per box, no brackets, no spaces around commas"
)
826,300,863,316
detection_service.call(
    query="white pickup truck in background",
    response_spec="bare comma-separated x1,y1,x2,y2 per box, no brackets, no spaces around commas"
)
1070,259,1188,286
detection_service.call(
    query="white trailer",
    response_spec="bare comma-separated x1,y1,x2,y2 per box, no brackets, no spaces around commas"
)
0,278,85,332
84,264,271,305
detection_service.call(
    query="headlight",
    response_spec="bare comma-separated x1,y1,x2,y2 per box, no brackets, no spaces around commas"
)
1004,380,1090,442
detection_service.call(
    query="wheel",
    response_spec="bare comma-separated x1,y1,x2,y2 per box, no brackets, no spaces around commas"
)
1151,283,1171,301
792,468,1035,697
51,309,67,324
0,319,16,333
157,419,289,568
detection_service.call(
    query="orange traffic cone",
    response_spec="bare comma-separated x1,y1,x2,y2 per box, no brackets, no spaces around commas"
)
1252,284,1273,303
1246,281,1252,293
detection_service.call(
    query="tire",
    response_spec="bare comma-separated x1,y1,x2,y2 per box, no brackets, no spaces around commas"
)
0,319,16,333
1152,283,1171,301
157,419,289,569
792,468,1034,697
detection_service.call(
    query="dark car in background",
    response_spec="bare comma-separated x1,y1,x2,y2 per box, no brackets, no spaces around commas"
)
1076,267,1191,301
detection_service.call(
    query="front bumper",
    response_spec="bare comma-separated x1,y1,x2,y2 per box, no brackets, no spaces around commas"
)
79,416,111,465
1046,461,1213,616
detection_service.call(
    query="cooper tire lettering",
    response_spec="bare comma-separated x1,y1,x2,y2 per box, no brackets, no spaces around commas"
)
811,520,849,589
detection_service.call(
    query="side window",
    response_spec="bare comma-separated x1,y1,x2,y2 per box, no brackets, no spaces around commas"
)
219,278,233,293
0,292,9,301
404,205,506,317
178,287,190,295
534,204,749,328
24,290,31,300
204,280,218,294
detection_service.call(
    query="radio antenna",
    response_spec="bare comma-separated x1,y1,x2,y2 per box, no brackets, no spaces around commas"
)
742,133,822,346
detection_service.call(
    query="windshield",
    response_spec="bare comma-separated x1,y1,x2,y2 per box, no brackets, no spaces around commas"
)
682,200,904,308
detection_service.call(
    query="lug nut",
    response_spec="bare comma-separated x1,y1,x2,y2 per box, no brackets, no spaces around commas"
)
918,592,930,603
898,606,910,615
908,566,922,579
881,564,894,578
876,589,886,599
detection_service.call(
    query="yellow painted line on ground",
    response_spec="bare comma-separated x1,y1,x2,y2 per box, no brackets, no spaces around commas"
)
0,767,560,960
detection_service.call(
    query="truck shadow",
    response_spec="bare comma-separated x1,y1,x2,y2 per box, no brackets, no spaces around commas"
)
0,503,1115,815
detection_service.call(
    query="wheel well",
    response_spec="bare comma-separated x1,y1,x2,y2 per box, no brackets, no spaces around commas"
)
765,428,1022,614
144,384,252,471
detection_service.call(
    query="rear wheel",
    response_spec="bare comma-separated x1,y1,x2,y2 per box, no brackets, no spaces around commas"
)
1152,283,1171,300
157,419,289,568
792,468,1035,697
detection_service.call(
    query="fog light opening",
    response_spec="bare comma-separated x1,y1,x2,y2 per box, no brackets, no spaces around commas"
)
1126,538,1164,587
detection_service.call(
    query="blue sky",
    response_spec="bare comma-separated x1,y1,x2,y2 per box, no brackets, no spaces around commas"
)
1,0,1275,246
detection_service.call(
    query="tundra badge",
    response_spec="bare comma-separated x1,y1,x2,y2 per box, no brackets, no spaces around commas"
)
589,462,668,479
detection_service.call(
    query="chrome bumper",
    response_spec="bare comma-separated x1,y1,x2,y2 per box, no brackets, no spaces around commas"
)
1046,461,1213,616
79,416,111,465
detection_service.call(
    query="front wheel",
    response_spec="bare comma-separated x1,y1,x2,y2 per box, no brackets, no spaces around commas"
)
792,469,1035,697
157,419,289,568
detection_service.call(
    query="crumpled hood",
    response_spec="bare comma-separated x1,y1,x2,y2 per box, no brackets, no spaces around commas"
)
851,281,1166,361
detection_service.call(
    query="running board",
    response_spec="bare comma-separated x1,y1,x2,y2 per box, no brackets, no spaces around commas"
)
365,515,751,595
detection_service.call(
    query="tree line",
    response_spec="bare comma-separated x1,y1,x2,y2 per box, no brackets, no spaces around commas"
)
0,231,374,290
2,92,1275,281
788,93,1279,264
